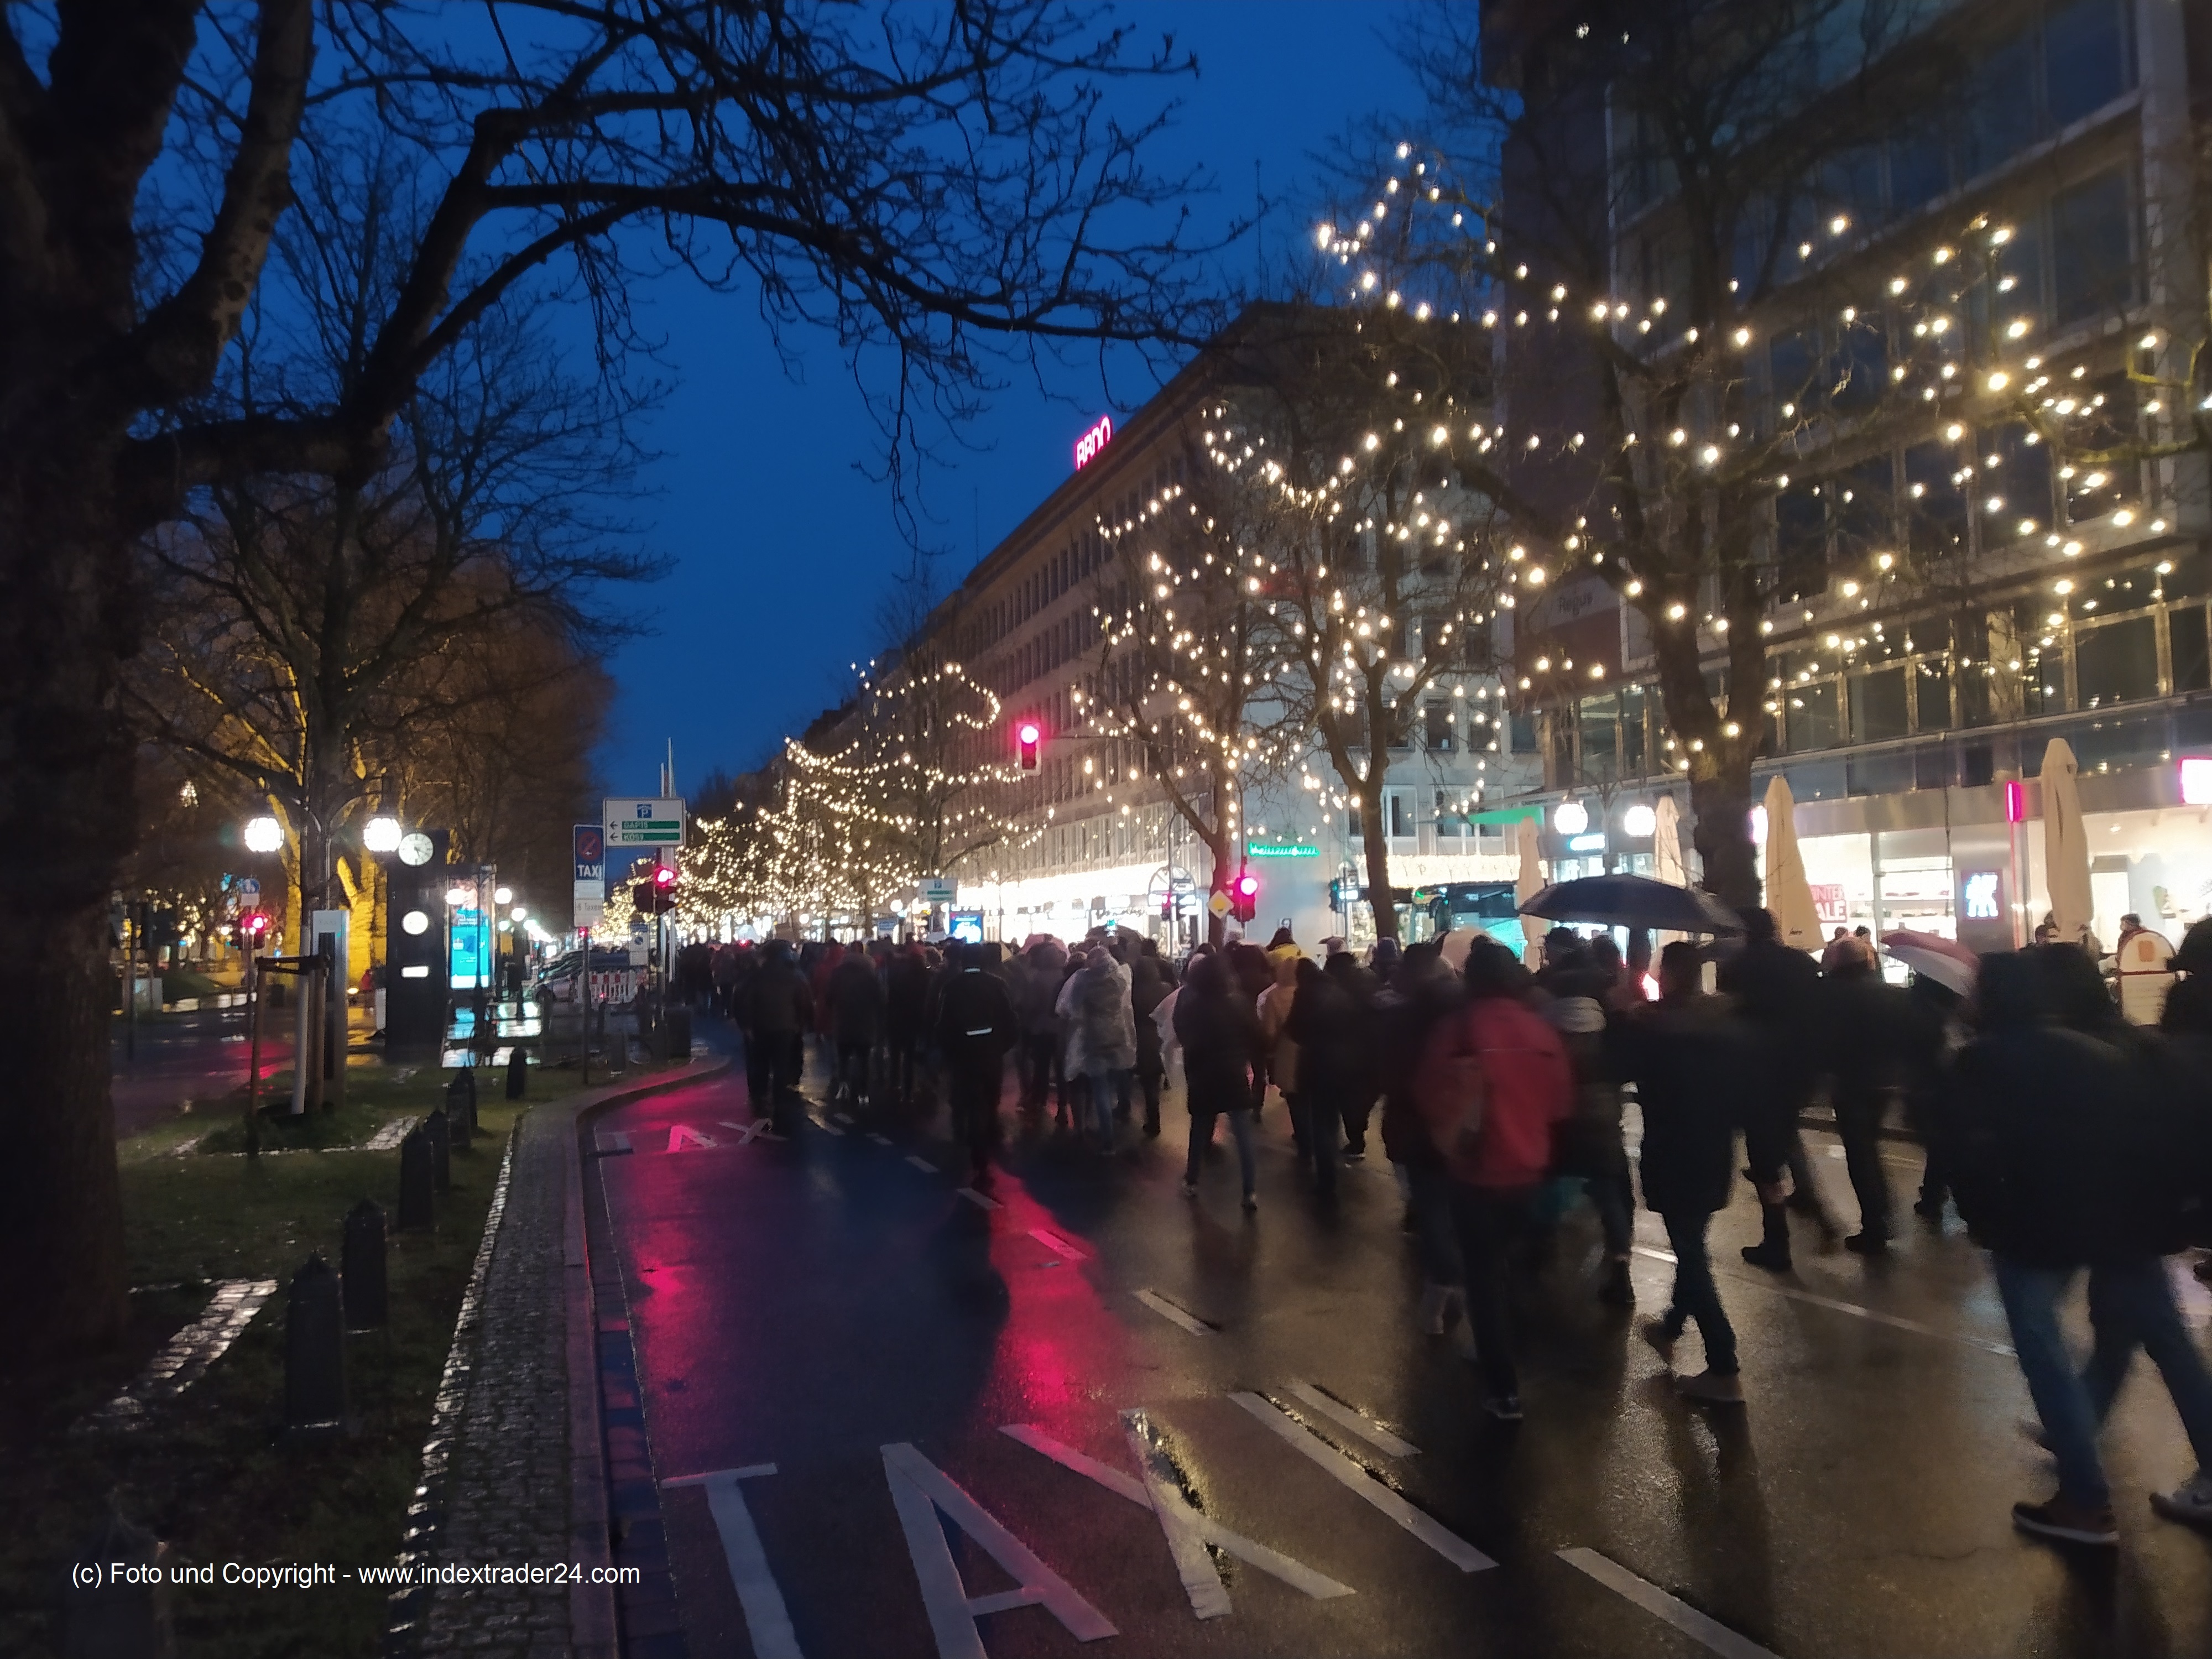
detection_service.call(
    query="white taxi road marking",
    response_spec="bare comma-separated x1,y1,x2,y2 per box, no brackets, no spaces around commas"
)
1285,1382,1420,1458
662,1465,802,1659
1558,1547,1780,1659
1134,1288,1215,1335
1229,1392,1493,1572
881,1442,1115,1656
1631,1246,2015,1357
999,1423,1353,1605
719,1119,782,1144
667,1124,718,1153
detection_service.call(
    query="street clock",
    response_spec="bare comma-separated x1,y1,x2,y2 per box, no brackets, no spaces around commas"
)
398,831,436,867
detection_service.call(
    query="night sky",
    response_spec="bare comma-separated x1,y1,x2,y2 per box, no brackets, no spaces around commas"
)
583,2,1423,801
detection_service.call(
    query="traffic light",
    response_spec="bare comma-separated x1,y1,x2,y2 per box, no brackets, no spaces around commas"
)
1232,870,1259,924
238,909,272,947
634,862,679,915
1016,720,1041,770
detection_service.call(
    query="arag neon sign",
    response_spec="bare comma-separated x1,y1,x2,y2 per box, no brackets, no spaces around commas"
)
1073,414,1114,469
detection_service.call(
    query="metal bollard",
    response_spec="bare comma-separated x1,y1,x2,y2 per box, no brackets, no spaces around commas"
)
424,1108,451,1193
397,1128,434,1231
283,1255,347,1438
505,1046,528,1099
341,1199,387,1329
62,1501,175,1659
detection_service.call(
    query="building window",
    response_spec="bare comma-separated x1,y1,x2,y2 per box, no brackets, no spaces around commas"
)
1849,665,1910,744
2051,168,2135,325
1386,789,1414,841
1621,685,1649,775
1434,791,1465,840
1422,701,1453,750
1959,23,2037,182
2044,0,2131,129
1509,711,1537,753
2074,613,2159,707
1578,693,1618,778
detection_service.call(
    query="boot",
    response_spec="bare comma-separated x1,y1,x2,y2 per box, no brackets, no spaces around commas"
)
1741,1202,1793,1271
1599,1256,1635,1306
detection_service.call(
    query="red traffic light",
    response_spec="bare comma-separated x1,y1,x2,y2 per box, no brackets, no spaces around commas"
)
1015,720,1041,770
654,863,677,889
1230,870,1259,923
1234,873,1259,899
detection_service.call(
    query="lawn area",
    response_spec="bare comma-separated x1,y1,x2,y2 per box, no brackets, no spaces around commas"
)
0,1055,653,1658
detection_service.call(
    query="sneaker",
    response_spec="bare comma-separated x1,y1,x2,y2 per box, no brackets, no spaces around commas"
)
1844,1232,1891,1255
1599,1258,1636,1306
1481,1394,1524,1422
1674,1368,1745,1405
2151,1474,2212,1528
1181,1178,1198,1197
2012,1495,2119,1546
1241,1192,1259,1213
1638,1317,1678,1366
1740,1242,1793,1272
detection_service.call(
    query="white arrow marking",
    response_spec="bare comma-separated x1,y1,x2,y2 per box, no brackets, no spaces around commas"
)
1229,1392,1491,1571
667,1124,718,1153
880,1442,1115,1657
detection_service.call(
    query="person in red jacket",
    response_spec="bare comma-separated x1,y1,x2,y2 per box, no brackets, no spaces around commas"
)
1413,936,1573,1421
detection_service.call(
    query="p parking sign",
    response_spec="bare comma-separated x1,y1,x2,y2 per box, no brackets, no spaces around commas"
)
604,797,686,849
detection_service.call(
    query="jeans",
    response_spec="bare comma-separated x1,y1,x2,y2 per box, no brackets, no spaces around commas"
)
1291,1089,1342,1192
1994,1258,2116,1506
1660,1209,1737,1373
1404,1162,1465,1287
1082,1060,1125,1142
1447,1184,1532,1401
1185,1105,1257,1195
947,1055,1004,1169
2081,1260,2212,1461
1834,1089,1892,1239
1021,1031,1058,1107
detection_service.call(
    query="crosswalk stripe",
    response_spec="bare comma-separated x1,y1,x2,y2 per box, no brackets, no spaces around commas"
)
905,1154,938,1173
1133,1289,1214,1335
1029,1226,1090,1260
1285,1383,1420,1458
957,1187,1001,1211
1229,1392,1492,1572
1631,1246,2015,1357
1557,1548,1779,1659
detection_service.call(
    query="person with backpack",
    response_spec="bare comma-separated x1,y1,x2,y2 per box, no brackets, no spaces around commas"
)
1413,937,1573,1421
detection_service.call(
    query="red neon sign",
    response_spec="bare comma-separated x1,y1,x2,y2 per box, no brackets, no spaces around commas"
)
1073,415,1114,469
2004,779,2026,823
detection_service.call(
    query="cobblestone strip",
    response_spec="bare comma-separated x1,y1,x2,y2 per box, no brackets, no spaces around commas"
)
75,1279,278,1432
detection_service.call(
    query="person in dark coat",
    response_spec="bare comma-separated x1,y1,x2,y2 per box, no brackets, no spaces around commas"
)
1618,942,1756,1404
740,943,812,1129
1324,951,1384,1160
1130,948,1170,1137
1173,953,1261,1209
1717,906,1837,1269
1229,942,1276,1113
935,942,1017,1180
1899,972,1964,1222
826,948,885,1105
1946,950,2212,1546
883,944,931,1103
1376,943,1467,1333
1286,957,1360,1198
1821,950,1911,1252
1535,932,1635,1305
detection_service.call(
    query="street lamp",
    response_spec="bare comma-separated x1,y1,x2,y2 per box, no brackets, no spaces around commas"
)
363,814,402,853
243,815,284,853
510,905,528,922
493,885,514,905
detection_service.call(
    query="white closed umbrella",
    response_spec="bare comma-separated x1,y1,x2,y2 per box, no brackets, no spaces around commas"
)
2040,738,2096,952
1761,775,1823,951
1514,815,1546,967
1652,795,1686,886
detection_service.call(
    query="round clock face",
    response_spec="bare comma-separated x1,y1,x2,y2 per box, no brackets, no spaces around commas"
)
398,832,435,867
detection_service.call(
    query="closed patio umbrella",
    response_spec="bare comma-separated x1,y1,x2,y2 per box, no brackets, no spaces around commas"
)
1514,816,1545,967
1652,795,1686,887
2039,738,2097,954
1761,775,1823,951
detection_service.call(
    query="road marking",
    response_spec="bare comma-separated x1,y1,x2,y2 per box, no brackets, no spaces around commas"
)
957,1187,1001,1211
718,1119,778,1145
880,1442,1115,1656
1134,1289,1215,1335
905,1154,938,1173
868,1133,893,1145
1000,1424,1352,1605
595,1130,632,1155
1229,1392,1492,1572
1029,1225,1091,1260
811,1117,845,1136
1631,1246,2015,1357
1120,1411,1229,1618
661,1466,801,1659
667,1124,718,1153
1285,1383,1420,1458
1558,1548,1778,1659
829,1110,853,1126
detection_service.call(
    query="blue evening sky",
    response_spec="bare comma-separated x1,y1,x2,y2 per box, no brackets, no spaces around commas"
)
584,2,1423,800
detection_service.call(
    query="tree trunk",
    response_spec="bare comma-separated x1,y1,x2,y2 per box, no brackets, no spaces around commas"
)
1688,759,1761,912
1359,780,1399,945
0,451,138,1365
1203,823,1231,947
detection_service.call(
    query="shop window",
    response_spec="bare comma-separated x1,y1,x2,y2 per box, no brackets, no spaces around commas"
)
1913,742,1951,791
1786,679,1840,752
2075,613,2158,707
1386,789,1415,841
1848,750,1914,797
2045,0,2131,130
2051,168,2136,325
1434,791,1465,839
2067,711,2166,774
1579,693,1619,778
1850,665,1910,744
2172,606,2210,694
1547,715,1574,786
1959,26,2036,180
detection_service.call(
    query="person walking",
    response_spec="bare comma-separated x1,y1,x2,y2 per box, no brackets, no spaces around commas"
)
1378,942,1468,1334
1256,951,1302,1151
935,942,1017,1181
1173,953,1260,1211
1947,950,2212,1546
1130,945,1170,1138
883,943,930,1104
740,943,812,1133
1719,907,1839,1270
1618,942,1755,1404
1060,946,1135,1151
1533,932,1635,1305
1285,956,1355,1198
1821,948,1909,1253
1413,938,1573,1422
827,946,885,1107
1325,950,1383,1160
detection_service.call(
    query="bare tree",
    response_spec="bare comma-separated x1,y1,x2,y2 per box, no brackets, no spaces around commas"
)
0,2,1225,1360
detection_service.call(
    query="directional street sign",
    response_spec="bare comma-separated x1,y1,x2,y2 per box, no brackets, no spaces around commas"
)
604,797,686,849
919,875,957,905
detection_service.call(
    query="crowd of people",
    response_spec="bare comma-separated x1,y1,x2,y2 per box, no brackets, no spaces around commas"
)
684,907,2212,1550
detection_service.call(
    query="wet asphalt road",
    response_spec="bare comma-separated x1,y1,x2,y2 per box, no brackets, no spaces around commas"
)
590,1019,2212,1658
110,1011,284,1136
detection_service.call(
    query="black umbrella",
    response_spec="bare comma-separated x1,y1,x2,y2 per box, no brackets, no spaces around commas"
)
1519,874,1745,936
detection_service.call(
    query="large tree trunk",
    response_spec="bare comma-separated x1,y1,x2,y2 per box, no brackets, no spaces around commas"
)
1688,759,1761,912
0,450,139,1365
1359,779,1399,945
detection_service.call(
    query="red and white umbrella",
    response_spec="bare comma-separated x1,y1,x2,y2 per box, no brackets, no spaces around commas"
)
1878,928,1978,995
